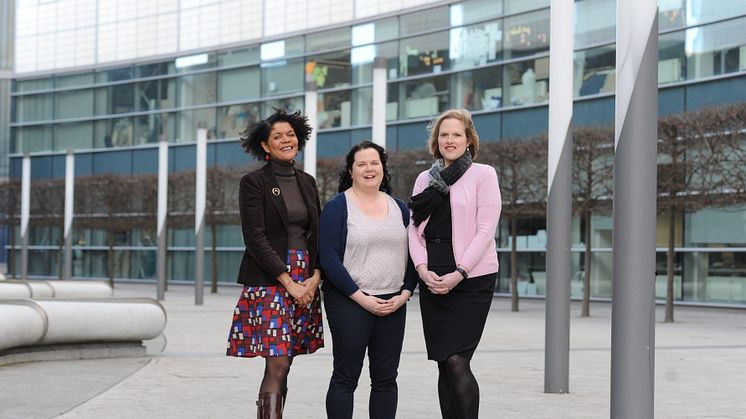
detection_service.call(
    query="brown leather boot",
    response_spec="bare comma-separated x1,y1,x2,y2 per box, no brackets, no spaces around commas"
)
256,392,283,419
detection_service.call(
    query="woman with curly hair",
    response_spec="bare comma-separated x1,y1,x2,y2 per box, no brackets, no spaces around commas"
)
226,109,324,418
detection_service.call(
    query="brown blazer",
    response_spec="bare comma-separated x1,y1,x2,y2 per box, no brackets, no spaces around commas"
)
236,163,321,286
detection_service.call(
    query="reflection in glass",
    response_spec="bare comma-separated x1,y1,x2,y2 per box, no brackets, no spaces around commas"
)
14,125,53,153
56,89,94,119
262,58,304,96
178,108,217,142
685,18,746,80
56,73,95,88
15,94,53,122
659,0,684,30
352,87,372,126
318,90,352,128
454,0,503,26
218,103,260,139
262,97,303,117
504,9,550,60
136,78,175,111
506,57,549,106
400,31,450,77
400,6,449,36
56,122,94,150
659,31,685,84
574,0,615,49
219,47,260,67
307,27,351,52
110,83,135,114
307,50,352,88
219,66,260,102
16,78,53,92
574,46,615,97
134,113,173,144
398,75,448,119
178,73,217,107
451,66,502,111
450,19,503,71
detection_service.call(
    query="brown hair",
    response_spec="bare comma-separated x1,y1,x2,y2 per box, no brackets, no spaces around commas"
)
426,109,480,160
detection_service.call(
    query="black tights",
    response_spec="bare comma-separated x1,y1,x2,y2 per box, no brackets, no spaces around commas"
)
437,354,479,419
260,356,293,394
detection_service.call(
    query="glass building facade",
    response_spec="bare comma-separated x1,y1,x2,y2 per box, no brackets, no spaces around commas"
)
4,0,746,306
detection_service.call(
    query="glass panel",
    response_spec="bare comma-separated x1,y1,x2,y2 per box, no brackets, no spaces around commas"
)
108,117,135,147
386,83,399,121
217,103,261,139
574,0,615,49
16,78,53,92
450,19,503,71
174,53,217,73
94,87,109,116
178,73,217,107
218,66,260,102
15,125,53,153
219,47,260,67
400,30,450,77
55,122,93,151
455,0,503,26
55,89,94,119
95,66,134,83
505,0,548,15
306,27,351,52
574,45,616,97
400,6,450,36
110,83,136,114
261,58,304,96
686,0,746,26
450,66,503,111
504,9,550,59
307,50,351,89
685,17,746,80
318,90,352,129
130,250,157,279
505,57,549,106
134,113,173,145
399,75,449,119
177,108,216,143
136,78,175,111
659,0,684,31
658,31,686,84
375,17,399,42
135,62,168,78
352,87,372,126
15,94,53,122
75,249,107,278
56,73,95,88
262,97,304,118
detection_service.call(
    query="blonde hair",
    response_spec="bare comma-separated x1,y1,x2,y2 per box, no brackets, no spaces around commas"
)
426,109,480,160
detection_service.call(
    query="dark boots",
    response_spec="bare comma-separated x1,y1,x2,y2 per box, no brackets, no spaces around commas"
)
256,392,283,419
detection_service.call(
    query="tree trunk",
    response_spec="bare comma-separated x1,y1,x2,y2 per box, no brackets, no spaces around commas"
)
107,225,115,288
510,215,519,312
581,210,592,317
665,205,676,322
210,220,218,294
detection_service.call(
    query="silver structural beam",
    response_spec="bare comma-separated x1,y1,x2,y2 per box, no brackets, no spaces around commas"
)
63,150,74,280
611,3,658,418
304,79,318,178
194,129,207,305
372,57,388,148
20,154,30,279
157,139,168,300
545,0,574,394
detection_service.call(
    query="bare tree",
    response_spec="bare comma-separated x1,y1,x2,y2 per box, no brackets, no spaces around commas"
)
316,157,344,205
206,165,242,293
30,179,66,279
483,136,548,312
572,127,613,316
0,180,21,278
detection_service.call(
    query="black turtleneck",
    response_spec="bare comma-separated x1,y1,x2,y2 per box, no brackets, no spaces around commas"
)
269,159,309,250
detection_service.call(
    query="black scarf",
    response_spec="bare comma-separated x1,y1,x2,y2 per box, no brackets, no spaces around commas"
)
409,151,472,226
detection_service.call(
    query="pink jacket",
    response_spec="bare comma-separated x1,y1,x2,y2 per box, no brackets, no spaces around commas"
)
408,162,501,278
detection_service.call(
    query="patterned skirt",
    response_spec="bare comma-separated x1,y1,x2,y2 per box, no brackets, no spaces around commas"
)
226,249,324,358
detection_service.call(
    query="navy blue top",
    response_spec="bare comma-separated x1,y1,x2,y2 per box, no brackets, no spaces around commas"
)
319,192,419,297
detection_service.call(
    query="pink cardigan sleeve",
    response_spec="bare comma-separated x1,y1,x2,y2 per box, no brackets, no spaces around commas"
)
458,166,501,273
407,171,430,268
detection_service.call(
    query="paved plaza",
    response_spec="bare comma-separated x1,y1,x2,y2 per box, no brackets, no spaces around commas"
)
1,282,745,418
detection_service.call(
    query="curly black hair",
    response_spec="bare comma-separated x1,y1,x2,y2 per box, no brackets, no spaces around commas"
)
338,141,392,194
240,109,312,160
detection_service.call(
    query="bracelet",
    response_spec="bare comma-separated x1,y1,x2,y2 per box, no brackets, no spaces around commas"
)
455,267,468,280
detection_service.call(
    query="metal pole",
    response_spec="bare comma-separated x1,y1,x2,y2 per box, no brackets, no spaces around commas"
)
157,139,168,300
63,150,74,280
611,3,658,418
372,57,387,148
303,78,318,178
20,154,30,279
545,0,574,394
195,129,206,305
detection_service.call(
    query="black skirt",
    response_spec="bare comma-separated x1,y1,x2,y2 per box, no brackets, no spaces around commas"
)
419,272,496,362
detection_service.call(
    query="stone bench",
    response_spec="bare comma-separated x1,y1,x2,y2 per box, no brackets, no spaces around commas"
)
0,280,113,299
0,298,167,366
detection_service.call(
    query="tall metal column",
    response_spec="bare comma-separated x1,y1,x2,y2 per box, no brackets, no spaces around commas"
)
545,0,574,394
303,78,318,178
194,129,207,305
63,150,75,280
371,57,387,148
157,139,168,300
611,3,658,418
0,0,14,180
20,154,30,279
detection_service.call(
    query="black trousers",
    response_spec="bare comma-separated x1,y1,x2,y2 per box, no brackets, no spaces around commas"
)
324,285,407,419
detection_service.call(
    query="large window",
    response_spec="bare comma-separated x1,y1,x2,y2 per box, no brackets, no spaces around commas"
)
136,78,176,111
400,30,450,77
685,17,746,80
261,58,304,96
574,0,615,49
451,66,503,111
318,90,352,128
449,19,503,70
218,103,260,139
15,94,53,122
12,125,53,153
575,45,615,97
55,89,94,119
659,31,685,84
218,66,260,102
504,9,550,60
178,108,216,142
397,75,449,119
56,122,94,150
307,50,352,89
178,73,217,107
505,57,549,106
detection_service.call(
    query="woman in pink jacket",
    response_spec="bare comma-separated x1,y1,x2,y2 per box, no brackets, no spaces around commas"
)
408,109,501,419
